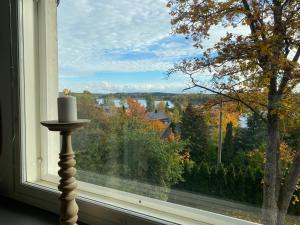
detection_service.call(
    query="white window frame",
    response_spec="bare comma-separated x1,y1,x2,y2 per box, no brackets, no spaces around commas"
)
14,0,262,224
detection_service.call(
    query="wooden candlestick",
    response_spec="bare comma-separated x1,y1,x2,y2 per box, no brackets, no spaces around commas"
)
41,119,90,225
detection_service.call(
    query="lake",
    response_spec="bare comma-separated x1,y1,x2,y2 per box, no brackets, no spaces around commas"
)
97,98,174,108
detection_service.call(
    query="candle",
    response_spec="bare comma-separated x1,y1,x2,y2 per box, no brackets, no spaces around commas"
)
57,89,77,122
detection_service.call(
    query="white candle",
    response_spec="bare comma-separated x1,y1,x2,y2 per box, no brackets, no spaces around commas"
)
57,90,77,122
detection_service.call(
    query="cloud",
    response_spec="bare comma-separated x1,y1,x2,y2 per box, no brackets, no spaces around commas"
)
57,0,250,93
58,0,172,69
60,80,192,93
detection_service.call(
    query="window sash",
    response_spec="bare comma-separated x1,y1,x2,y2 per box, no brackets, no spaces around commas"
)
15,1,261,224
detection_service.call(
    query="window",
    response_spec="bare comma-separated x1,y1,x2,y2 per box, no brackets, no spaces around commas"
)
17,1,300,225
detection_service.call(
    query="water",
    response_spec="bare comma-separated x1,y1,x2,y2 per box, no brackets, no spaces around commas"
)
97,98,174,108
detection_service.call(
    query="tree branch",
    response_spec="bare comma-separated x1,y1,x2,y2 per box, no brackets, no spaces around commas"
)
241,0,257,35
293,46,300,62
183,73,266,122
277,46,300,97
281,0,291,9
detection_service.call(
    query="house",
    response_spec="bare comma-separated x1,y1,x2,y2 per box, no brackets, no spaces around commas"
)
147,110,171,124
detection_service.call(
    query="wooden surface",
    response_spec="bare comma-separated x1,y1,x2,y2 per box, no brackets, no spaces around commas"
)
41,119,90,132
0,196,88,225
58,132,78,225
41,120,90,225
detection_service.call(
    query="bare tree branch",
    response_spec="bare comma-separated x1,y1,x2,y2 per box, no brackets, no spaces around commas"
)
183,73,266,122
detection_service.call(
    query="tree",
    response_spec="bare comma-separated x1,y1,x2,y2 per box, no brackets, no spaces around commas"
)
167,1,300,224
148,120,167,132
170,108,182,124
181,103,209,163
103,95,115,107
244,113,267,151
232,113,266,153
120,96,127,108
126,97,146,120
226,164,236,199
120,118,187,199
73,91,120,175
75,92,188,200
157,101,166,112
222,122,234,164
145,95,155,112
215,164,227,197
165,101,170,112
197,162,211,194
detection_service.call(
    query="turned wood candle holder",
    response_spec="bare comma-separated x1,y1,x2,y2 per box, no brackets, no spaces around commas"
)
41,119,90,225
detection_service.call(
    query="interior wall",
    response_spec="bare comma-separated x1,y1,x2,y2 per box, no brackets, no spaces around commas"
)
0,0,19,196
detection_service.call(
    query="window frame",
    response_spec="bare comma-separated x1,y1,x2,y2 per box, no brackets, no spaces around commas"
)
11,0,262,224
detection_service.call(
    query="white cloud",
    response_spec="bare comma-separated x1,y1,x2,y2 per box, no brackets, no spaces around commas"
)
60,80,191,93
58,0,172,69
57,0,250,90
60,59,174,74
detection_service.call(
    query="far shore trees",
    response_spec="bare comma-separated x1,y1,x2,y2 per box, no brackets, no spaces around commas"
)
167,1,300,225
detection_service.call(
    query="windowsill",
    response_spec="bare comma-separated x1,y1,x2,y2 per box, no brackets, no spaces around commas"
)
33,178,261,225
0,196,87,225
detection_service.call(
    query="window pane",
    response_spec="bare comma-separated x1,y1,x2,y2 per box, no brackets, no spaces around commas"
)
57,1,300,224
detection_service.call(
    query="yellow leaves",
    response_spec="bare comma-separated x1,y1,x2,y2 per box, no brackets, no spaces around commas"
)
279,142,296,164
126,97,147,120
156,101,166,112
148,120,167,132
209,102,240,129
247,149,266,165
292,195,299,205
278,94,300,122
260,44,269,56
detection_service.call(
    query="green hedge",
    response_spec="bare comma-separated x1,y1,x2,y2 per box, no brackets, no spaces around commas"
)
174,163,299,215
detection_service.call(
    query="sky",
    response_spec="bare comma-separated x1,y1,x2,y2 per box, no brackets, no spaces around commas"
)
57,0,248,94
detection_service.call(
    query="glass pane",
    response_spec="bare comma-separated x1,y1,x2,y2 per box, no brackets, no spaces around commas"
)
57,1,300,224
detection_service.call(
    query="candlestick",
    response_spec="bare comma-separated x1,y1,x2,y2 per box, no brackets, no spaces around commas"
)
58,89,77,122
41,119,90,225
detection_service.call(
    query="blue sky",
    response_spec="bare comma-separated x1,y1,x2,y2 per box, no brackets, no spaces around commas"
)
57,0,248,93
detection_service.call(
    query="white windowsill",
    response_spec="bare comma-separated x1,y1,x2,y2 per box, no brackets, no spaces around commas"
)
33,175,261,225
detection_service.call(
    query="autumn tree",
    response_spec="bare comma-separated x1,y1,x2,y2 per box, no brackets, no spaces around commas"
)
73,91,120,175
157,100,166,112
75,93,188,199
167,1,300,224
126,97,147,120
207,102,240,131
148,120,167,132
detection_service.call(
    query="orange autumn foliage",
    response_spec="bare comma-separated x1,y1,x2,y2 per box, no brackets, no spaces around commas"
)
168,129,175,142
148,120,167,132
207,103,240,130
279,142,296,165
126,97,146,120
